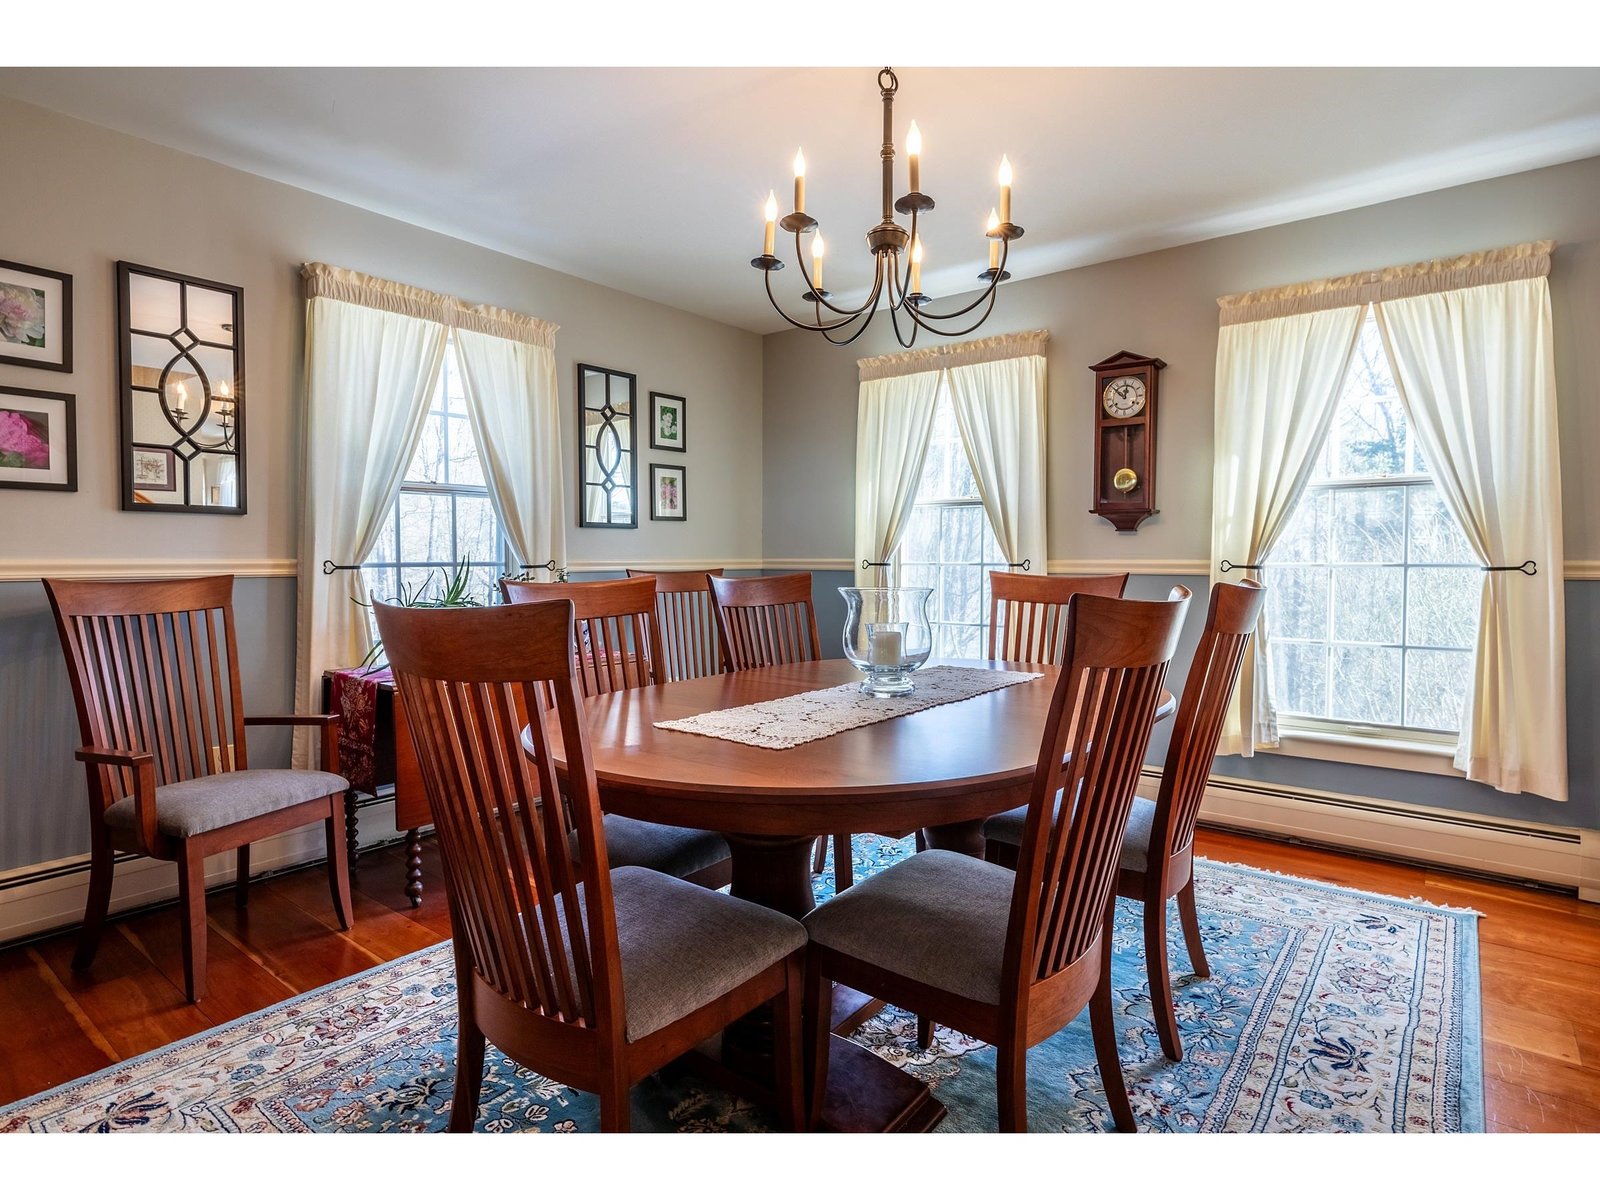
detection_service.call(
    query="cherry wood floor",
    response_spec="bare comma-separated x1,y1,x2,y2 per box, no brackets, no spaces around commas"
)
1,828,1595,1131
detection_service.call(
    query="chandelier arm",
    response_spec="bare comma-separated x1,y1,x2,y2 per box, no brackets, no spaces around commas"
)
902,278,1001,338
791,228,876,318
900,237,1011,324
819,272,890,347
886,277,920,349
763,266,878,334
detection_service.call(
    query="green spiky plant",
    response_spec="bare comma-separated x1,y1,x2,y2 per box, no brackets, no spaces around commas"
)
353,557,486,672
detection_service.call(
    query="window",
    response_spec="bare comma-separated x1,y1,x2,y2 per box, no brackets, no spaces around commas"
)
897,391,1007,658
362,336,506,610
1265,314,1480,738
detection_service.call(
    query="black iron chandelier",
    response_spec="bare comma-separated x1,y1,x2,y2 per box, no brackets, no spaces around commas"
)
751,66,1022,348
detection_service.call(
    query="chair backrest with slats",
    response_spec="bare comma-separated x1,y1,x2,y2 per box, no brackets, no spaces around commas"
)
374,597,623,1034
1005,587,1190,996
708,572,821,671
500,577,664,697
45,576,248,808
988,571,1129,665
625,568,726,681
1151,580,1266,867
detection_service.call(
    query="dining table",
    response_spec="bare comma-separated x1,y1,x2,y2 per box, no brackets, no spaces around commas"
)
535,656,1175,1132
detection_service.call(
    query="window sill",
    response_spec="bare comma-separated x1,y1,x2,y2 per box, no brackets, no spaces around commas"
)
1260,727,1466,778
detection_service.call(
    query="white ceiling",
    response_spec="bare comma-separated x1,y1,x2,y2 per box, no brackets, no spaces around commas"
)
4,67,1600,334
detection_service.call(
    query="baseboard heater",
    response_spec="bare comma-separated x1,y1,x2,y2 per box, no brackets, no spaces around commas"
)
1142,766,1599,901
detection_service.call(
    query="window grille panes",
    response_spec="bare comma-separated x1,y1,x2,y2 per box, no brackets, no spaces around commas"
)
898,393,1005,659
1264,314,1479,736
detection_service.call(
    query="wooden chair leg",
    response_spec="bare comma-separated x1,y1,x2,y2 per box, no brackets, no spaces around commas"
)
598,1075,632,1132
1176,879,1210,979
235,845,251,909
913,829,927,853
833,833,853,891
448,1014,486,1132
72,843,115,971
1092,900,1137,1132
811,835,827,874
916,1015,935,1049
995,1037,1028,1132
1145,894,1182,1061
771,954,805,1132
324,803,354,931
177,843,208,1004
803,959,832,1130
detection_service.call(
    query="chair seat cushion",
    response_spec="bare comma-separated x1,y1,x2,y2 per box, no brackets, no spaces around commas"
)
607,866,805,1041
983,795,1158,874
602,814,729,879
103,768,348,845
802,849,1016,1006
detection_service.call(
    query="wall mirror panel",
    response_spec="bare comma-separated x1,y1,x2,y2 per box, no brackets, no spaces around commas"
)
577,362,637,528
117,262,246,513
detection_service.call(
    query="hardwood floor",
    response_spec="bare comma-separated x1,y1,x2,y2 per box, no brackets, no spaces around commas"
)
0,828,1595,1131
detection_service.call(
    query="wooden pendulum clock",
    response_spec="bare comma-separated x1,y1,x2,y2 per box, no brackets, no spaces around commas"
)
1089,350,1165,532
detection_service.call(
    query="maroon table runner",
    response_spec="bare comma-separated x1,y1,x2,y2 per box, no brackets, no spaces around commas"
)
327,666,391,796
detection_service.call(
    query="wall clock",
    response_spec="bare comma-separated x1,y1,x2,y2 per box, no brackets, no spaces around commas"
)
1089,349,1165,532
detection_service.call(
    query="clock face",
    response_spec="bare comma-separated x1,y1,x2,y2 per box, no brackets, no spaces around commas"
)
1102,375,1147,419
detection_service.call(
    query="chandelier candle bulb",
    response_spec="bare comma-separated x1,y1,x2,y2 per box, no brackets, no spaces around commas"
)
910,237,923,293
998,156,1013,225
762,191,778,257
812,231,825,289
986,208,1001,269
907,120,922,194
793,149,806,214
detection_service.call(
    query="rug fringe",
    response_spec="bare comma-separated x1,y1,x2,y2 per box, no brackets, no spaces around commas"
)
1195,857,1484,917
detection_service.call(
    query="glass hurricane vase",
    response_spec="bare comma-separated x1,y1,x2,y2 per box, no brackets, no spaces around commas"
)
838,586,934,695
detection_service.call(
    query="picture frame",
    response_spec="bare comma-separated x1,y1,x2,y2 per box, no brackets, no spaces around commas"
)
0,385,77,492
0,258,73,372
130,446,177,493
649,463,687,521
649,391,686,453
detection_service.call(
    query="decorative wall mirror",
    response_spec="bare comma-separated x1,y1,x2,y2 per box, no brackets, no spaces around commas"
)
117,262,246,514
577,362,637,528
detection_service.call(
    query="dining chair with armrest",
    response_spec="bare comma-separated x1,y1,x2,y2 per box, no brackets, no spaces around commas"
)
44,575,351,1003
374,597,807,1132
803,588,1191,1132
500,576,731,889
625,567,725,681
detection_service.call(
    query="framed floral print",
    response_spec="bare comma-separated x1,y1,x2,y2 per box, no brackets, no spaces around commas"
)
0,259,73,372
649,391,686,453
0,386,77,492
650,463,686,521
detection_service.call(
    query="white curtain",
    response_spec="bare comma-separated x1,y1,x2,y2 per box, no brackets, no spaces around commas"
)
853,371,942,587
454,325,566,574
1376,277,1566,800
946,354,1049,577
293,293,446,766
1212,306,1365,756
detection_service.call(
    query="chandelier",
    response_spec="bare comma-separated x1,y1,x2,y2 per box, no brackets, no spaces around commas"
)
751,66,1022,348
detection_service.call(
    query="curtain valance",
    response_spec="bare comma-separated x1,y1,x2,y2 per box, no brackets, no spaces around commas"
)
301,263,558,348
857,329,1050,382
1216,241,1554,326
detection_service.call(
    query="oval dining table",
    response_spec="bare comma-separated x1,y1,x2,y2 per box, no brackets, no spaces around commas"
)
535,657,1175,1132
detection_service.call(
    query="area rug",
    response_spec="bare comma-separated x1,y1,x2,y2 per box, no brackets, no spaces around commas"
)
0,838,1483,1133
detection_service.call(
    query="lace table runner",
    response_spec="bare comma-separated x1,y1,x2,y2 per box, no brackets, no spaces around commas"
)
654,664,1044,750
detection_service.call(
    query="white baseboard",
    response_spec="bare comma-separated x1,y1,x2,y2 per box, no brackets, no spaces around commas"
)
0,799,403,946
1140,768,1600,899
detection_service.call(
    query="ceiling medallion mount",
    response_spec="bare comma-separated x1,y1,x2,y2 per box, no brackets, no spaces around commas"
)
751,66,1023,348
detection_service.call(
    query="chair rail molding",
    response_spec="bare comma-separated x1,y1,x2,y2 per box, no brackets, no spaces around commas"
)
0,558,298,581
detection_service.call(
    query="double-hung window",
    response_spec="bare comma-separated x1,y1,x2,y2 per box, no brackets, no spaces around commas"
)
1265,313,1480,742
362,335,507,610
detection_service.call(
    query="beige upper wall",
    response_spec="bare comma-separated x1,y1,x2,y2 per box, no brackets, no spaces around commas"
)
0,97,764,571
762,155,1600,568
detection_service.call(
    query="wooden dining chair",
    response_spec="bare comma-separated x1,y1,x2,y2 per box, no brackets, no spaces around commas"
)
706,572,854,886
499,576,731,890
989,570,1130,664
374,597,806,1133
625,567,725,681
44,575,351,1003
803,588,1191,1132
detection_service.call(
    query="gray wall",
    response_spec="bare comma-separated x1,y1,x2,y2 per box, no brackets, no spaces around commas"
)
764,156,1600,832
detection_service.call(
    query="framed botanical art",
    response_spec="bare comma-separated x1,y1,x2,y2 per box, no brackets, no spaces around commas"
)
130,446,177,494
0,259,73,372
0,386,76,491
650,463,687,521
649,391,686,453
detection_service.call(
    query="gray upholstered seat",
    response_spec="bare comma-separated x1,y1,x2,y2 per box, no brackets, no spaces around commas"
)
984,794,1157,873
552,866,805,1041
601,815,730,879
102,768,348,849
803,849,1016,1005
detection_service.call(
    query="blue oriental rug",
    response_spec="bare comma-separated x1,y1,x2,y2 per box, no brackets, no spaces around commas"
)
0,838,1483,1133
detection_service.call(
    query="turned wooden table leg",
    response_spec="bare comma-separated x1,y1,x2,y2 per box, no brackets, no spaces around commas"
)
344,791,360,876
404,828,424,908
